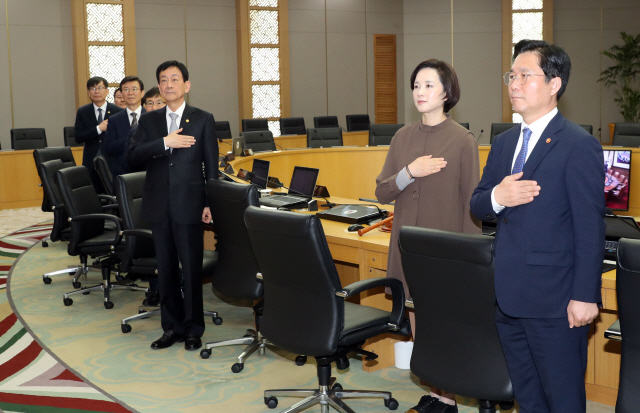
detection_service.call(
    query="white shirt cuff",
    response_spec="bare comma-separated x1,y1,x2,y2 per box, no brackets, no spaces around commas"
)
96,125,102,135
395,167,415,191
491,186,505,214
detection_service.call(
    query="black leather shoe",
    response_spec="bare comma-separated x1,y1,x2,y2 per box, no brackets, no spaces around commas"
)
184,336,202,351
426,400,457,413
150,330,184,349
142,291,160,306
406,395,438,413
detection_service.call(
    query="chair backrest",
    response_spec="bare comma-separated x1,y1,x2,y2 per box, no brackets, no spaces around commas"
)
313,115,339,129
242,118,269,132
93,155,114,195
580,124,593,135
306,127,343,148
490,123,519,144
33,147,77,212
215,121,233,140
56,166,107,252
244,206,344,357
612,123,640,147
614,238,640,412
11,128,47,150
38,160,70,242
206,179,262,300
458,122,470,130
368,124,403,146
399,226,513,402
63,126,82,147
279,117,306,135
241,130,276,152
346,114,370,131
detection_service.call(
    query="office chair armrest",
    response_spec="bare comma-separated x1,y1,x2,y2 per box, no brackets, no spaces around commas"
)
339,277,407,329
70,213,123,244
122,229,153,240
102,204,119,212
99,194,117,204
51,203,65,211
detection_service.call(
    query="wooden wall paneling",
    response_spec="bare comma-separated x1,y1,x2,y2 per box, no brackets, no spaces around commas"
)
374,34,397,124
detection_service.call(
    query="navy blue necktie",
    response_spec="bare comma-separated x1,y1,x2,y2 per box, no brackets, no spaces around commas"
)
512,127,532,174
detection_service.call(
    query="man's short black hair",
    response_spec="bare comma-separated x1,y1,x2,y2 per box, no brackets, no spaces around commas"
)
113,87,121,97
143,87,161,105
87,76,108,90
409,59,461,113
512,39,571,101
119,75,145,91
156,60,189,83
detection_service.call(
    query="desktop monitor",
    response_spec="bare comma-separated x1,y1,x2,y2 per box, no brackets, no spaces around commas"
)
604,150,632,211
251,159,270,189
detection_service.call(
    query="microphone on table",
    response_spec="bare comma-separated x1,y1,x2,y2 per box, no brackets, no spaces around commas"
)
475,129,484,143
246,172,330,209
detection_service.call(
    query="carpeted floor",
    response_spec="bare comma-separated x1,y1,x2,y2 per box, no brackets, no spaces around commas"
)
0,210,617,413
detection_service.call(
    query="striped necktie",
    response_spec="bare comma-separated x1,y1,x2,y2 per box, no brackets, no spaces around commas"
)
512,127,532,174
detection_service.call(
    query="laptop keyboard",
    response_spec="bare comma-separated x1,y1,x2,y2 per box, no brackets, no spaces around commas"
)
605,240,618,252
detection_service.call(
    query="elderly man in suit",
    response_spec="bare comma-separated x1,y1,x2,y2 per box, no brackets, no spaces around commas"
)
471,40,604,412
74,76,123,192
128,60,218,351
102,76,145,178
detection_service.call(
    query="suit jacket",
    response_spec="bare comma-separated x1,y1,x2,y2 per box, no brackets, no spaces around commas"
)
127,105,219,224
102,107,146,176
470,112,605,319
74,102,123,169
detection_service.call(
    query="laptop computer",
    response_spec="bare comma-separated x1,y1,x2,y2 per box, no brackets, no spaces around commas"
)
259,166,319,209
250,159,270,189
317,204,383,224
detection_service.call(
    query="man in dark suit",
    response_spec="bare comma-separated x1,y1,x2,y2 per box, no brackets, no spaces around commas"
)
102,76,145,177
128,61,218,351
471,40,604,412
74,76,123,192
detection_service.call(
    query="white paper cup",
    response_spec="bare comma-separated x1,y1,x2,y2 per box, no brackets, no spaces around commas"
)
394,341,414,369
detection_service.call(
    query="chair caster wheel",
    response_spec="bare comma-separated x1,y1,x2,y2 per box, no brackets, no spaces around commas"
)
43,277,52,284
70,271,76,276
295,355,307,366
385,397,398,410
121,324,131,333
72,281,81,289
63,298,73,306
231,363,244,373
499,401,514,410
264,396,278,409
200,349,211,359
213,317,223,325
139,309,147,314
332,382,343,391
116,275,124,282
42,241,48,247
104,301,114,309
82,291,90,295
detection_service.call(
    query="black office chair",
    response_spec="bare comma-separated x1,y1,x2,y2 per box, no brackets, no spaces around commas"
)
115,172,221,332
242,118,269,132
306,128,343,148
200,180,270,373
64,126,82,147
245,206,410,412
33,147,77,216
368,124,404,146
11,128,47,150
458,122,470,130
614,238,640,412
612,123,640,147
215,121,233,140
279,117,306,135
313,116,339,129
38,160,71,273
55,166,147,309
580,124,594,135
242,130,277,152
94,155,115,196
399,227,514,413
490,123,518,144
346,114,370,131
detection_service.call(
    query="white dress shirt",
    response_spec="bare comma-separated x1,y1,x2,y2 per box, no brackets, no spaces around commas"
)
491,107,558,213
93,102,108,135
164,101,186,150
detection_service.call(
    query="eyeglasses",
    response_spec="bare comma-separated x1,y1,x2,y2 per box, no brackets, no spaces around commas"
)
146,101,165,107
89,86,106,92
123,87,140,93
503,72,546,86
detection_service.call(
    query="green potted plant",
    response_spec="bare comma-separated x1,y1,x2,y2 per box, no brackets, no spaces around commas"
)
598,31,640,141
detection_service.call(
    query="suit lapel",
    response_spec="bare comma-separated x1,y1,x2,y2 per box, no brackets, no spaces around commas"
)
157,107,169,137
521,112,564,180
502,128,520,177
180,104,195,135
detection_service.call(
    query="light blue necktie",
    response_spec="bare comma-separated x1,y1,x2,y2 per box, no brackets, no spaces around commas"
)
168,113,178,153
512,127,532,174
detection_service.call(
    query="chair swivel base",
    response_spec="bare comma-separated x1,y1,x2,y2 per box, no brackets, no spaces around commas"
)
120,308,222,333
264,378,398,413
63,281,148,309
200,328,272,373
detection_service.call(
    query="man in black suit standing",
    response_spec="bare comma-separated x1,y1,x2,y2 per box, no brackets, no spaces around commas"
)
74,76,123,192
128,61,218,350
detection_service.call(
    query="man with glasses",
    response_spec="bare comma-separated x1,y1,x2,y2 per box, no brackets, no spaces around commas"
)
471,40,604,412
102,76,145,177
143,87,166,112
74,76,123,191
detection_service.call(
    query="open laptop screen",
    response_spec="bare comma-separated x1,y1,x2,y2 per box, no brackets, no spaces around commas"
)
251,159,270,189
288,166,319,197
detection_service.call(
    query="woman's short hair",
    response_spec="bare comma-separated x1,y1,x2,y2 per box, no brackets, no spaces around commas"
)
409,59,460,113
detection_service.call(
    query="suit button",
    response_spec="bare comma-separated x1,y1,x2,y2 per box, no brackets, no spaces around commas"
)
503,217,508,223
486,214,491,218
169,163,173,166
412,191,419,200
